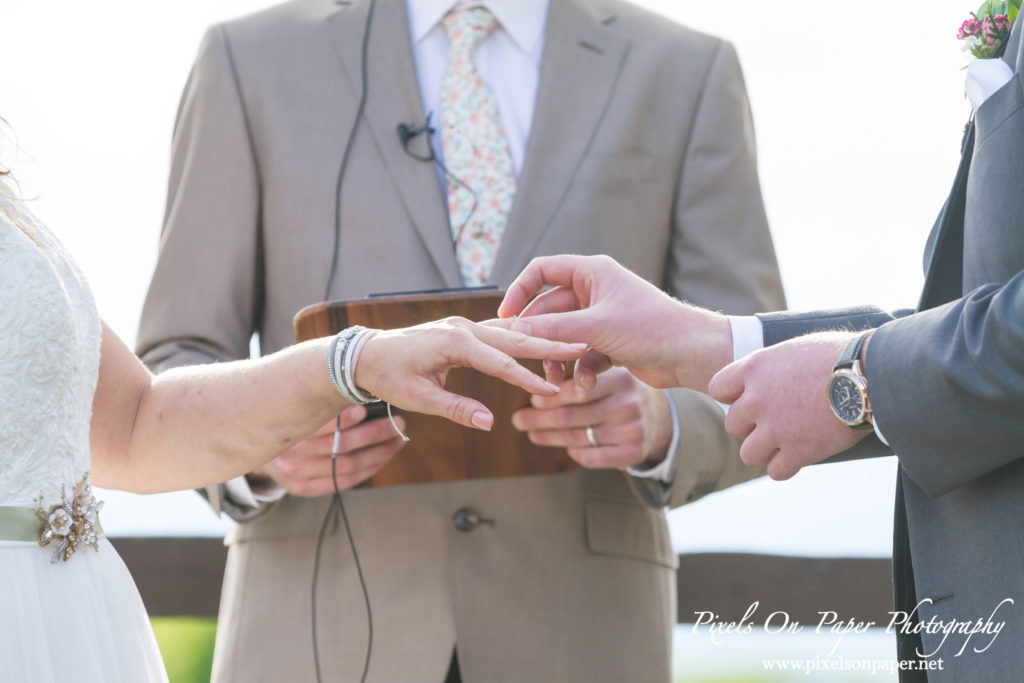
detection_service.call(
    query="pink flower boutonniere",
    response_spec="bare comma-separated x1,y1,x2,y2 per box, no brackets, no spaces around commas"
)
958,0,1019,58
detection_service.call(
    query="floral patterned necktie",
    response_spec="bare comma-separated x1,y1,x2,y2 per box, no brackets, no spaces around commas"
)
440,6,517,286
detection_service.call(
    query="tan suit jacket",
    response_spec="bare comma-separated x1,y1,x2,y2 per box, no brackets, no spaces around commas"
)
137,0,785,680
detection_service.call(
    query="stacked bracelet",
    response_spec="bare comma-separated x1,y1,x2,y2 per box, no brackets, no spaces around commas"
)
327,326,379,404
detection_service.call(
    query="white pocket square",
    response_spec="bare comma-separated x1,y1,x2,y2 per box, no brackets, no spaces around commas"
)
966,58,1015,110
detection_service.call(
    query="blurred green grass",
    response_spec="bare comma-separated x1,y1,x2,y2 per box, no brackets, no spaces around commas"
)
148,619,872,683
151,617,216,683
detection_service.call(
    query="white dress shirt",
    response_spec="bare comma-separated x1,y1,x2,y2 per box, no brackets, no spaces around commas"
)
406,0,548,178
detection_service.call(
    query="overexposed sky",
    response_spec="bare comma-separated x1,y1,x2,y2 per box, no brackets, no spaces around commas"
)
1,0,971,554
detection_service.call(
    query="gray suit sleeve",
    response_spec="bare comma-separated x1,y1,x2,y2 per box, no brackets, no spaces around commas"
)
758,283,1024,497
868,275,1024,497
638,40,787,509
136,25,271,521
759,305,906,346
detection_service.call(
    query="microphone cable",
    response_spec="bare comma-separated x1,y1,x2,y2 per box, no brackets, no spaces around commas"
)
312,4,489,678
397,113,479,253
313,0,377,682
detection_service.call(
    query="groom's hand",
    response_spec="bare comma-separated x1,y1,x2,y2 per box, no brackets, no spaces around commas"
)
255,405,406,497
499,254,734,392
511,367,672,470
708,332,871,480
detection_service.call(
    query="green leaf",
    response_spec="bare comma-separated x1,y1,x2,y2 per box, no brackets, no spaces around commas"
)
977,0,1009,17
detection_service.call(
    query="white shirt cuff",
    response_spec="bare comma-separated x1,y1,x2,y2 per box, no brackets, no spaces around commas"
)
872,419,890,446
223,475,286,509
626,389,680,484
715,316,767,413
728,315,765,360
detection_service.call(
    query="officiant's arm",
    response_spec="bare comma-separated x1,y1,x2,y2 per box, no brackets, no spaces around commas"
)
92,321,583,494
645,39,785,509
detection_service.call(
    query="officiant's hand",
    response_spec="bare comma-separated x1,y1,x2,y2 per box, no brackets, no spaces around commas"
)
511,367,672,470
252,405,407,497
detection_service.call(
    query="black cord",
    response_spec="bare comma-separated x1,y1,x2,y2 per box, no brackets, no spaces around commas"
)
312,416,375,683
313,0,377,681
324,0,377,302
397,112,480,249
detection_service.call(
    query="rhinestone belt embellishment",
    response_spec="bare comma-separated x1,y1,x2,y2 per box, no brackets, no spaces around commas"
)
35,474,103,563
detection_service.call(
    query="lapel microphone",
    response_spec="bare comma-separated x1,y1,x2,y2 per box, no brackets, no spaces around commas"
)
396,112,479,246
397,116,436,162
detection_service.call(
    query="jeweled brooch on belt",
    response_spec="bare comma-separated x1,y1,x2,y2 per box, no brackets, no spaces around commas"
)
34,473,104,563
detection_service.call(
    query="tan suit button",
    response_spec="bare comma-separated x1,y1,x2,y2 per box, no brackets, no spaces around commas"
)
453,507,494,532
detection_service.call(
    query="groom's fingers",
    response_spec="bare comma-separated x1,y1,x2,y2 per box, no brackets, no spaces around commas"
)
518,286,581,318
737,428,778,471
707,358,747,406
498,256,591,318
574,348,612,391
510,309,600,347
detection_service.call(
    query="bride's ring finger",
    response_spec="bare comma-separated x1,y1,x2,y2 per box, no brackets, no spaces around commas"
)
585,425,599,448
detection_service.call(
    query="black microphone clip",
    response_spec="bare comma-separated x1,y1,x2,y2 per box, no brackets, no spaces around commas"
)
397,113,436,162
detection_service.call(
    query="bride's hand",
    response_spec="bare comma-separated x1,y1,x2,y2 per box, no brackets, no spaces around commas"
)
355,317,587,431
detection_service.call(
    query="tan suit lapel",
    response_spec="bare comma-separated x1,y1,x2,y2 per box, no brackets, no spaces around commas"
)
490,0,629,285
325,0,463,288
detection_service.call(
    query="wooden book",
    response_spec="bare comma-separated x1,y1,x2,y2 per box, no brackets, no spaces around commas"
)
293,290,580,488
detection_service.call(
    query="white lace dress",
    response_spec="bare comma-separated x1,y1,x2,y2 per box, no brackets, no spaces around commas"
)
0,199,168,682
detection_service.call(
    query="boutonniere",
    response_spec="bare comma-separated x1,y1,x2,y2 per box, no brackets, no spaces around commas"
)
958,0,1019,59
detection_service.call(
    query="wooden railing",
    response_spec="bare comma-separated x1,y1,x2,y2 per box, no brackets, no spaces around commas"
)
110,538,894,624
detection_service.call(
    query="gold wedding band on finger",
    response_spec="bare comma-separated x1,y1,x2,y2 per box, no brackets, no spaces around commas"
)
585,425,599,448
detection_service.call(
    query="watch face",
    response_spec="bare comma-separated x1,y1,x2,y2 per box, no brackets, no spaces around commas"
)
828,373,866,425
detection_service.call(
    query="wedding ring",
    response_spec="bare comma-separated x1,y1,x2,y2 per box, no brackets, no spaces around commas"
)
585,425,599,448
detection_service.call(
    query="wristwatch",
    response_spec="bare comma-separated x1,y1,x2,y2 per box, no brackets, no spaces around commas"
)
827,332,873,430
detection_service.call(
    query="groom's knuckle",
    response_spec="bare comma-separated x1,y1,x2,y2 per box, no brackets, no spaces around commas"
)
722,409,743,434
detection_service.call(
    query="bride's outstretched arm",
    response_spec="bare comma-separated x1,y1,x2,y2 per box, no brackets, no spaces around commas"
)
90,319,585,494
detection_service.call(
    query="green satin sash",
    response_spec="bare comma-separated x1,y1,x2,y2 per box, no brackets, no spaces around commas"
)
0,505,103,542
0,506,46,542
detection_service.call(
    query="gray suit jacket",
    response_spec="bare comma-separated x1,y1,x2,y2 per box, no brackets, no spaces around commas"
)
136,0,785,680
758,19,1024,681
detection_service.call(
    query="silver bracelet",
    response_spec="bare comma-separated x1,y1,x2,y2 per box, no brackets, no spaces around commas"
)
327,326,379,404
